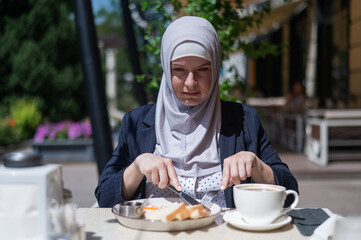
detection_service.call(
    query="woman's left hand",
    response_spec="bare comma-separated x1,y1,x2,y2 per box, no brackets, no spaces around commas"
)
220,151,275,190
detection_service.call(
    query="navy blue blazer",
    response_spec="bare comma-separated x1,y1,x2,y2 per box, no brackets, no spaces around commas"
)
95,101,298,208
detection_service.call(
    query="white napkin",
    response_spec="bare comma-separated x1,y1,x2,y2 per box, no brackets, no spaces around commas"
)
310,214,344,240
333,216,361,240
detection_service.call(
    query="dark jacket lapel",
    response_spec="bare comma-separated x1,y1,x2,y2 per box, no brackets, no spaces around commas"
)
220,101,246,207
139,104,157,154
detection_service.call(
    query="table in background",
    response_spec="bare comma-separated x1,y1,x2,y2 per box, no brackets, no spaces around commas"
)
305,109,361,166
76,208,328,240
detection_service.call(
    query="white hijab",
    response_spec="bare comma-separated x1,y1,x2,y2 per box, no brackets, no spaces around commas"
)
154,16,222,177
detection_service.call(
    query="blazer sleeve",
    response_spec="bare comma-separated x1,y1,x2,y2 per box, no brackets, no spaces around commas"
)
95,105,155,207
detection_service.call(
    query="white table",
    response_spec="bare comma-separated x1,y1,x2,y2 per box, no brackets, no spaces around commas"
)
305,109,361,166
75,208,329,240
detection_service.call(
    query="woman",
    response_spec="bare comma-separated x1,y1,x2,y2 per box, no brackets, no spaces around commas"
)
95,16,298,208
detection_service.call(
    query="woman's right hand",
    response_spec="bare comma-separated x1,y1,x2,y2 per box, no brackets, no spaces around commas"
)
135,153,181,191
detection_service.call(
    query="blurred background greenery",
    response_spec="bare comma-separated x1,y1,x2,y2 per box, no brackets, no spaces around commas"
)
0,0,275,146
0,0,86,121
0,0,86,145
0,0,146,146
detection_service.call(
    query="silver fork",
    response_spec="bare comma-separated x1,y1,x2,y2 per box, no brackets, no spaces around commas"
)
200,190,221,209
200,182,234,209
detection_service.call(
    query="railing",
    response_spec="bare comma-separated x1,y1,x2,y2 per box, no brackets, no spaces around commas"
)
248,97,305,152
280,112,305,153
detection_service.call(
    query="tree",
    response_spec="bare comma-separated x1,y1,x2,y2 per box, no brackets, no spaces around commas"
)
0,0,87,122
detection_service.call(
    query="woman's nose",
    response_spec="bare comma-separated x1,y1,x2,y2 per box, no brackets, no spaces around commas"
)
184,72,196,86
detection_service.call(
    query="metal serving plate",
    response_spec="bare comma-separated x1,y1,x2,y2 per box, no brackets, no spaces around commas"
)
112,197,221,232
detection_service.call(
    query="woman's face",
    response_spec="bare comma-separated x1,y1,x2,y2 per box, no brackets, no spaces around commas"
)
171,56,212,106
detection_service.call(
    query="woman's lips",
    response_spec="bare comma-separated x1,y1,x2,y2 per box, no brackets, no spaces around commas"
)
183,91,200,96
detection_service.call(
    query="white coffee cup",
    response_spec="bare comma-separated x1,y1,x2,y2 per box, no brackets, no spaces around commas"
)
233,183,299,225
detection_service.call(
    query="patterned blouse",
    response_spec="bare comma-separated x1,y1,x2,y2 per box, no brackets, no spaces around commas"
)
145,170,226,208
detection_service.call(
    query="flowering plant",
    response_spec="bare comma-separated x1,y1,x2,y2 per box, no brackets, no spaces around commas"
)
0,116,21,146
33,120,92,143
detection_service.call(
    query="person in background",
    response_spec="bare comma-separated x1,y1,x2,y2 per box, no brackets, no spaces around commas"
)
95,16,298,208
284,81,307,113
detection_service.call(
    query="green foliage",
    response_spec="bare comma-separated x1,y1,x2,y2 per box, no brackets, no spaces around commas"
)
137,0,283,101
10,98,42,140
136,0,182,91
0,97,42,146
0,117,21,146
220,66,253,102
95,0,124,34
183,0,271,60
239,41,288,59
0,0,87,122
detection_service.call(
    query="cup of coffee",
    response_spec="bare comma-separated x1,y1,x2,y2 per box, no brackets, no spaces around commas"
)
233,183,299,225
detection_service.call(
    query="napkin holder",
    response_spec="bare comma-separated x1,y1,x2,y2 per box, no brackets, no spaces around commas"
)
0,152,63,240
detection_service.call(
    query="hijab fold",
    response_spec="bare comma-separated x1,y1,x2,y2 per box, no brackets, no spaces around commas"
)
154,16,222,177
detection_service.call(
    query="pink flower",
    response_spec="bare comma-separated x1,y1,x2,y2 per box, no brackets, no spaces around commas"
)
34,125,49,142
67,122,83,139
33,120,92,142
82,122,92,138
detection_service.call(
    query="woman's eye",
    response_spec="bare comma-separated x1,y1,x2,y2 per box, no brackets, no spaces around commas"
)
198,67,209,72
172,68,184,72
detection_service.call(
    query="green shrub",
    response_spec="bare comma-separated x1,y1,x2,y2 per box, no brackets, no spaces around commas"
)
10,98,42,140
0,117,21,146
0,0,87,122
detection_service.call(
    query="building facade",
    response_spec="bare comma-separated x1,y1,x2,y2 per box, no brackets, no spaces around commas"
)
246,0,360,109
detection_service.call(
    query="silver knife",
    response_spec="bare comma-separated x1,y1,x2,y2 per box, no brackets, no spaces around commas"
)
167,185,211,211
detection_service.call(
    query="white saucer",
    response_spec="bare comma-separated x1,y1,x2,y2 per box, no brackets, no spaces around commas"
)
223,210,292,231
